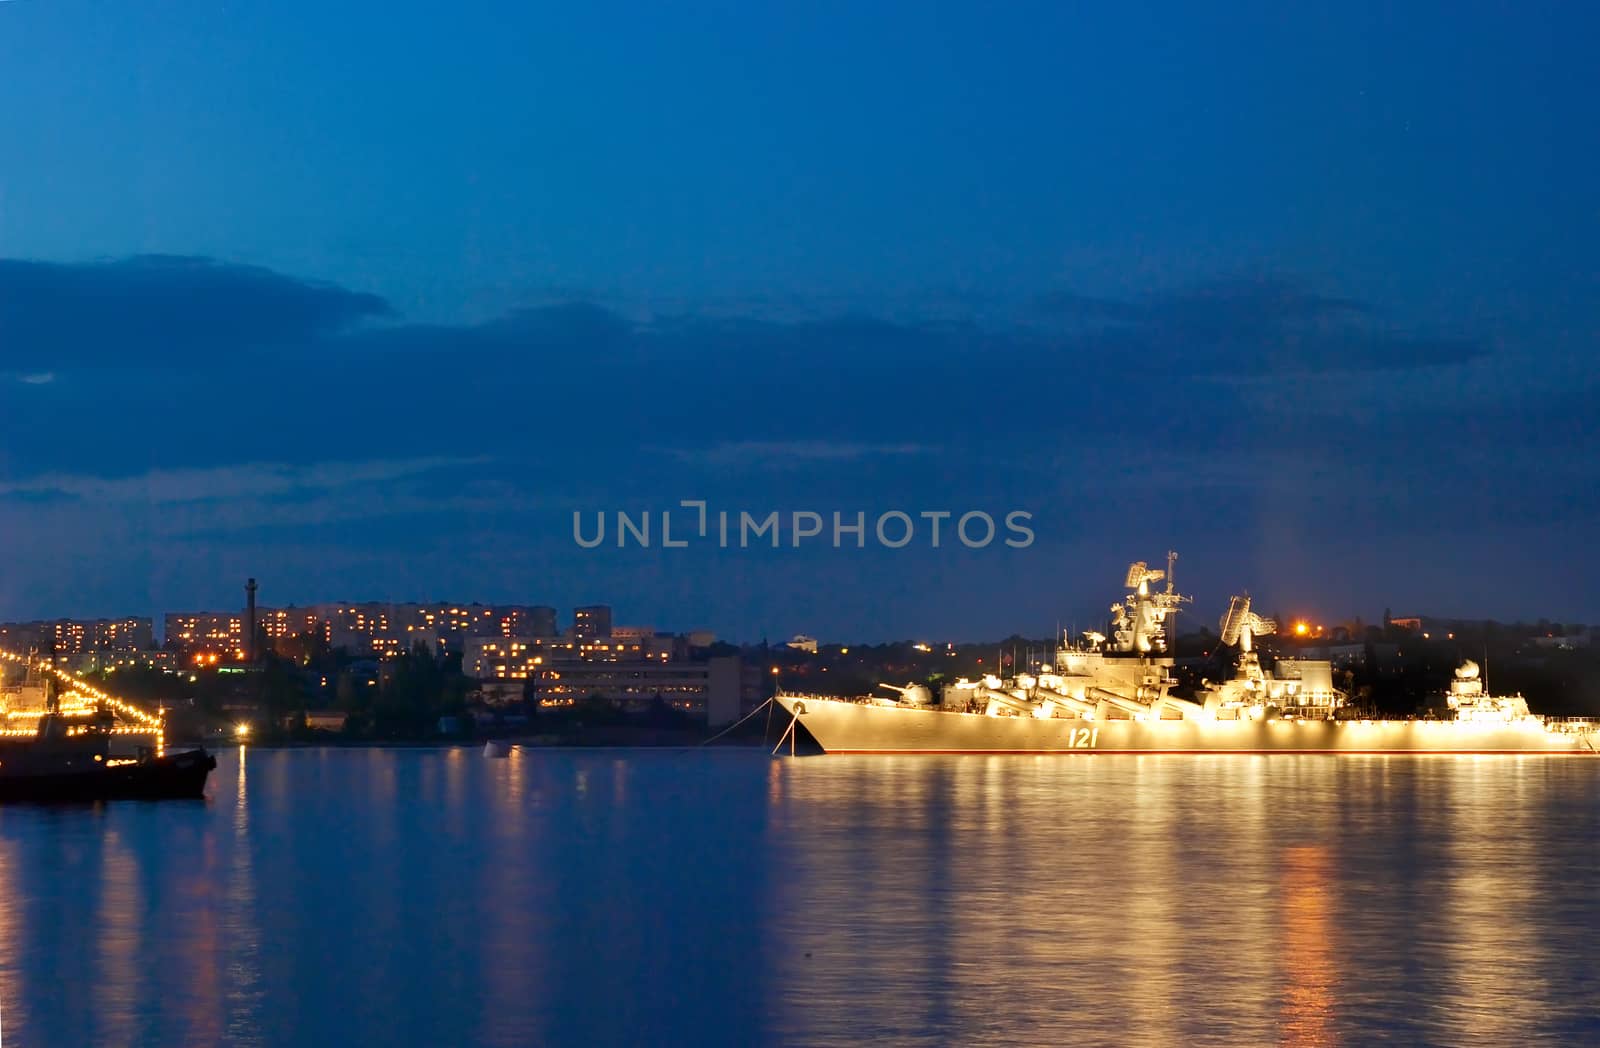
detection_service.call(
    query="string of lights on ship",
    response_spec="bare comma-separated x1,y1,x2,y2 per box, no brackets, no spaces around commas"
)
0,649,166,755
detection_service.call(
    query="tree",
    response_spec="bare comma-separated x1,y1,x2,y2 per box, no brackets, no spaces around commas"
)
259,657,308,731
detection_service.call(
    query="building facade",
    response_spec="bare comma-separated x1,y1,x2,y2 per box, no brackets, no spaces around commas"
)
534,655,749,722
166,602,562,659
464,636,578,680
0,617,155,657
165,612,250,659
573,605,613,639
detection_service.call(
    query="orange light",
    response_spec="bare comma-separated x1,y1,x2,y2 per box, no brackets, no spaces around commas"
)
1294,622,1309,637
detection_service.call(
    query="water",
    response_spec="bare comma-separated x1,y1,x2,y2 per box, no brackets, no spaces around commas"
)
0,748,1595,1047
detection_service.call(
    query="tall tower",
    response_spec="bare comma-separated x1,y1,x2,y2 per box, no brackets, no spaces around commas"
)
245,578,259,663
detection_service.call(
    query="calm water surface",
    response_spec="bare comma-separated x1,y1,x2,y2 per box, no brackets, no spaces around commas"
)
0,748,1595,1046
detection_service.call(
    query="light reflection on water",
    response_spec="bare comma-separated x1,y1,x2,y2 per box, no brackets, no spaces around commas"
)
0,750,1590,1046
764,755,1599,1047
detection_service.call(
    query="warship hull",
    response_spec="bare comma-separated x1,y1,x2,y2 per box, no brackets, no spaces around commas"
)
776,698,1600,756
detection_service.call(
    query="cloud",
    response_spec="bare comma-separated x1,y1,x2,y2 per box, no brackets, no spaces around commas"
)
0,256,1593,631
1039,278,1365,326
1033,276,1483,374
0,255,1484,395
0,255,1539,506
661,440,931,468
0,255,392,371
3,256,1478,387
0,457,481,506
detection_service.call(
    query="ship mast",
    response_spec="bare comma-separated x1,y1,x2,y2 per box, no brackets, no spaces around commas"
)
1112,553,1190,655
1165,550,1181,640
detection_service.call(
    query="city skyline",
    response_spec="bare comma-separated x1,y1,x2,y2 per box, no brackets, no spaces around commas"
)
3,1,1596,637
3,590,1591,654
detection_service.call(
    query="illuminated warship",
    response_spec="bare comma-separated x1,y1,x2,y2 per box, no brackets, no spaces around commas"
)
774,554,1600,756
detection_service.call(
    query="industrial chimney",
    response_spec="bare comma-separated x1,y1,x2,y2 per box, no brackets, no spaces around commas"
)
245,578,259,663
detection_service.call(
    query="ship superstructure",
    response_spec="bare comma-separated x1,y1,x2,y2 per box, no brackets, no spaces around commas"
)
948,552,1199,723
1443,660,1530,722
774,554,1600,756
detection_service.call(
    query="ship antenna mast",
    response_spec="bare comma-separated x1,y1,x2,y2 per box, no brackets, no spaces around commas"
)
1166,550,1179,637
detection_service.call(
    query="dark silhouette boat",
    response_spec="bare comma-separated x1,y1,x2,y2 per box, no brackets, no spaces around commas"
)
0,712,216,802
0,654,217,802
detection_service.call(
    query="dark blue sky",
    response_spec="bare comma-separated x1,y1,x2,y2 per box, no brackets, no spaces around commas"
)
1,1,1596,639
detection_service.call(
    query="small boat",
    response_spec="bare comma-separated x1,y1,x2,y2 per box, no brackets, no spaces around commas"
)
0,652,217,802
0,713,216,802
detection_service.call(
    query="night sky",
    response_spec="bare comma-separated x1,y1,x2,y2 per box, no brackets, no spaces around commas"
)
1,1,1596,640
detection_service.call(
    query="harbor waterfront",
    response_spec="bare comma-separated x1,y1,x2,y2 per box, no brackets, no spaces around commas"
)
7,3,1597,1045
0,747,1594,1046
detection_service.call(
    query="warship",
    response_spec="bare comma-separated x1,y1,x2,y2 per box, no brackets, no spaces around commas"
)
774,554,1600,756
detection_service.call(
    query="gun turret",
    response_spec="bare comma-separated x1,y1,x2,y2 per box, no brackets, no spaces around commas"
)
878,682,934,705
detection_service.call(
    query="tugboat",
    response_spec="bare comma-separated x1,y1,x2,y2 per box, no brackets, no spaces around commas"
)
0,651,216,802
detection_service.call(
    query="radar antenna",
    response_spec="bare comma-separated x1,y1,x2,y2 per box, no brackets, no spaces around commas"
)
1124,561,1166,593
1219,593,1276,653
